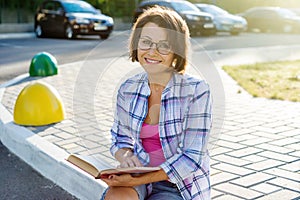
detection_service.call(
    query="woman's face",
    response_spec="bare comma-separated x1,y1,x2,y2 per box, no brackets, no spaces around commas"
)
137,22,174,75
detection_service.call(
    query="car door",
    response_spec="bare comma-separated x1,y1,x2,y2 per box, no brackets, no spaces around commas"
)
51,1,65,35
41,1,57,33
259,10,279,32
245,10,269,32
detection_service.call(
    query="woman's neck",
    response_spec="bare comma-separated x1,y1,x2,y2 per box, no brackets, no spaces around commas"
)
147,71,173,88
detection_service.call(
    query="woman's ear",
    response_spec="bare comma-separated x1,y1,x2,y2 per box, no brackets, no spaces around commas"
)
172,58,177,68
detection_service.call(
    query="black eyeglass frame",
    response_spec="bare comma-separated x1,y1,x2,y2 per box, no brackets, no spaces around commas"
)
138,38,172,55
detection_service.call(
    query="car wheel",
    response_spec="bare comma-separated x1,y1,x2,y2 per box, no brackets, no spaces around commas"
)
99,34,109,39
282,24,293,33
35,24,44,38
65,24,75,39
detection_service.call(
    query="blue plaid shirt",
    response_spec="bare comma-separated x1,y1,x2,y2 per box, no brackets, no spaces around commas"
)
110,72,212,200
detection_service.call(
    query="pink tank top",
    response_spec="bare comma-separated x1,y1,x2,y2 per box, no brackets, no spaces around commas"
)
140,123,166,167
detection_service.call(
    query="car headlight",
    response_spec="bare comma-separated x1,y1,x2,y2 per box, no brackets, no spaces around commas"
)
75,18,90,24
185,14,201,21
220,19,233,24
107,17,114,24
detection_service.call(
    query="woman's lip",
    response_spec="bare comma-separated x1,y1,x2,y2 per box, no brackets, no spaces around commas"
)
145,58,161,64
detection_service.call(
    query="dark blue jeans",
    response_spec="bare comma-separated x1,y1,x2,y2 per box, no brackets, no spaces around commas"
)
146,181,183,200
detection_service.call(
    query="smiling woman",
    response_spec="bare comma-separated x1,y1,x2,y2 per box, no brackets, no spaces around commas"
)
137,23,175,80
100,6,212,200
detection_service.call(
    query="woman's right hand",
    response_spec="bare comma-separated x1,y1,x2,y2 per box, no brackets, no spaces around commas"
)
119,155,143,168
115,148,143,168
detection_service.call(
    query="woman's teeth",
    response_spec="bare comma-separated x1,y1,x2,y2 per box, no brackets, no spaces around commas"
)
145,58,161,64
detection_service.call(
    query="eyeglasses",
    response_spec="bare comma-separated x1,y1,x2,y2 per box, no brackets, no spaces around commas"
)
138,38,171,55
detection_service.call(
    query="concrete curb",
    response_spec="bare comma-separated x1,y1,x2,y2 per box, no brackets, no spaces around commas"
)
0,75,107,200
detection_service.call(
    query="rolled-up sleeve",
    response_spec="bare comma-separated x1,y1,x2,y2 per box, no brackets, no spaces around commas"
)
160,81,212,183
110,85,134,157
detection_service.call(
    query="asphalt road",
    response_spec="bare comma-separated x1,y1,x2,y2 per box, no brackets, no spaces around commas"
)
1,32,300,199
2,32,300,84
0,141,78,200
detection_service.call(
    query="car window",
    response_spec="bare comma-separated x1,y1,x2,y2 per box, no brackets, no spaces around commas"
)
246,9,270,18
200,5,228,16
156,2,170,8
170,1,199,13
42,1,63,13
43,1,56,11
260,10,278,19
140,2,170,10
62,1,96,13
277,8,297,17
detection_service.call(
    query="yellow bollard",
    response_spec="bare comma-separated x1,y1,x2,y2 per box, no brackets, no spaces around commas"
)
14,81,65,126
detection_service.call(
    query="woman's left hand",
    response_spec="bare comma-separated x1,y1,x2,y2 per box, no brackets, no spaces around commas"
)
101,174,139,187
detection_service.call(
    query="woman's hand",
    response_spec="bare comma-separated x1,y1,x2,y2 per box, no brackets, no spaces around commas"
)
101,174,139,187
115,148,143,167
101,169,169,187
118,155,143,168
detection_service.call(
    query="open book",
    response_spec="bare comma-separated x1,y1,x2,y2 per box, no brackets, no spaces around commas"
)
66,154,160,179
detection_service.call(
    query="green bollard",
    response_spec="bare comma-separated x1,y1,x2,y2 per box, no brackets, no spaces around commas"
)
29,52,58,76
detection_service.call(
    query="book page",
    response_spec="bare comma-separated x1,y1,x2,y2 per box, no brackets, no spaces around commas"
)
73,154,114,169
67,154,161,179
67,154,114,177
100,166,161,176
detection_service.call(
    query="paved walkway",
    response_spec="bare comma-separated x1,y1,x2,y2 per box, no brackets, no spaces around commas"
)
0,48,300,199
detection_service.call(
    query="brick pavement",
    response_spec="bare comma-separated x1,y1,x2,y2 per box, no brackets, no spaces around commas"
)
1,57,300,199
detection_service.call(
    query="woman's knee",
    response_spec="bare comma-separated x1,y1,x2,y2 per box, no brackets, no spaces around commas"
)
104,187,139,200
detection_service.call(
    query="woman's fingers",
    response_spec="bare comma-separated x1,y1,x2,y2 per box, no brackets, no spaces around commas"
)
131,156,143,167
120,155,142,167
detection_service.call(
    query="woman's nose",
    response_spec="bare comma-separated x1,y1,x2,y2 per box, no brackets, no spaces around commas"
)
149,43,158,54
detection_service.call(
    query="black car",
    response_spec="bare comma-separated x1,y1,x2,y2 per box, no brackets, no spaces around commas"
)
239,7,300,34
133,0,216,36
34,0,114,39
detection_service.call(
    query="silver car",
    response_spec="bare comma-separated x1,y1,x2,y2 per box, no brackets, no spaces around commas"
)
195,3,247,35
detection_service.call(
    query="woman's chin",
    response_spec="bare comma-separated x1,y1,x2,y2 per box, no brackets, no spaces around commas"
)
142,64,173,75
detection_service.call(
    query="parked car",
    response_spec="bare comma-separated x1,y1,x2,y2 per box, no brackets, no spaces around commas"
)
194,3,247,35
239,7,300,33
133,0,216,36
34,0,114,39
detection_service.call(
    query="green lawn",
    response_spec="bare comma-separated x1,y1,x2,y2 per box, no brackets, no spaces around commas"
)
222,60,300,102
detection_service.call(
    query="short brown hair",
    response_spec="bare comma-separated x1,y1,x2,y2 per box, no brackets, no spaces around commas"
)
129,6,190,74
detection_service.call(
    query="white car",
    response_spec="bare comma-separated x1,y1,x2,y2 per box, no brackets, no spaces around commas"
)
195,3,247,35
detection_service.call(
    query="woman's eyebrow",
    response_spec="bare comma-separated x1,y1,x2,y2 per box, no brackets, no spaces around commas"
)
140,36,152,40
140,36,169,43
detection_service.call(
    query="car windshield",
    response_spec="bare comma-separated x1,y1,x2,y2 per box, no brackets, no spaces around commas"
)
200,5,228,16
63,1,96,13
171,1,199,13
277,8,297,18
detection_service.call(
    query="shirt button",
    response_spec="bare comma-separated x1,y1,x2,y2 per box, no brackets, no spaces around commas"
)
177,147,182,153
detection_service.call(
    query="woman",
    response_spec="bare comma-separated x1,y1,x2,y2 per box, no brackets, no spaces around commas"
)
101,6,212,200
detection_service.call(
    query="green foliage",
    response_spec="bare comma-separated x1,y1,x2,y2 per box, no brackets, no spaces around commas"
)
1,0,44,12
85,0,140,17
